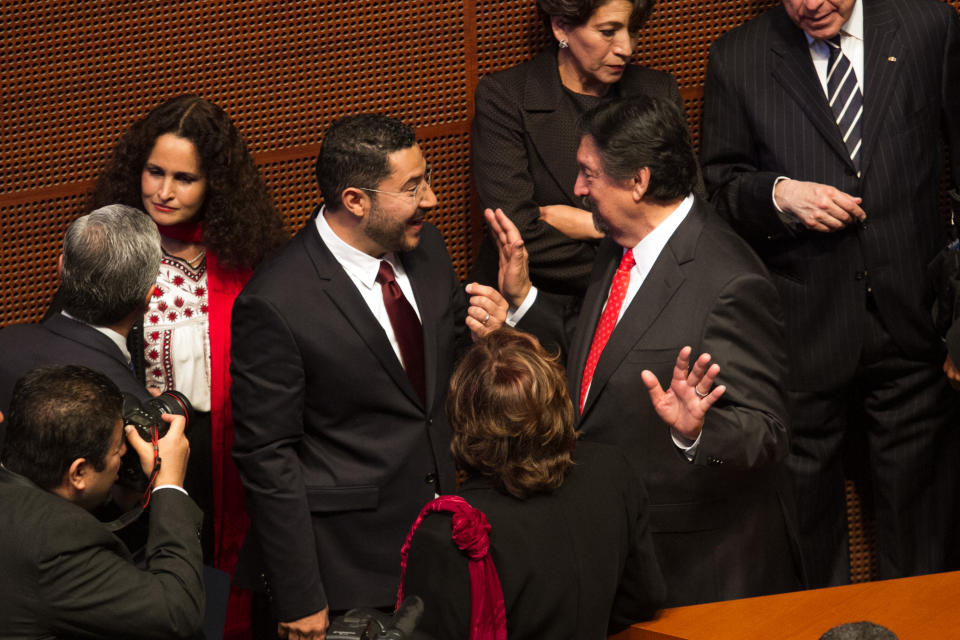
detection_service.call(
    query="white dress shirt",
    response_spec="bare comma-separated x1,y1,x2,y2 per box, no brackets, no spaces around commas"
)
772,0,865,212
315,208,422,367
511,194,701,458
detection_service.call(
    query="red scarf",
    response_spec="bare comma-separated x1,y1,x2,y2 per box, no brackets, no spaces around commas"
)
398,495,507,640
157,221,253,639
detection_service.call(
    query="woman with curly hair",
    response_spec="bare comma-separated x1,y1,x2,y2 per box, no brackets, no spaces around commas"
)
89,95,287,638
399,328,665,639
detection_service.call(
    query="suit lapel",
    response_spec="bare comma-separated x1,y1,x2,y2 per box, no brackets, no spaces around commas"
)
578,206,705,420
43,314,130,367
769,9,855,172
521,46,581,206
859,0,901,177
301,224,423,408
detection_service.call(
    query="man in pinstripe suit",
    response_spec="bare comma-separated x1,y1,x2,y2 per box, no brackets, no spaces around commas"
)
701,0,960,588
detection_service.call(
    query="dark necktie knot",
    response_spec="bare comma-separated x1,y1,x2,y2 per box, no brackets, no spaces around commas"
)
376,260,397,285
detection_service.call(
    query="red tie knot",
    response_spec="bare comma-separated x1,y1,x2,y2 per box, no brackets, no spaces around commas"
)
618,249,636,273
376,260,397,285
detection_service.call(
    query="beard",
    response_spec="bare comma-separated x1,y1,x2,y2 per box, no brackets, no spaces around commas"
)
584,196,611,236
364,200,426,254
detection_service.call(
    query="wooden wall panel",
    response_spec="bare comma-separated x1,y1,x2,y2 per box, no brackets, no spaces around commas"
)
4,0,959,324
4,0,960,592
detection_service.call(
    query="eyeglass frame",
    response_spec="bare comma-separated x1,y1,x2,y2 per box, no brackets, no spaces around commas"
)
356,166,433,202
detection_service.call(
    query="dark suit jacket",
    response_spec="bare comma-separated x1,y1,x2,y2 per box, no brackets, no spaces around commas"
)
403,442,665,639
0,314,150,440
469,44,684,296
0,468,204,639
520,200,802,606
700,0,960,390
230,219,465,620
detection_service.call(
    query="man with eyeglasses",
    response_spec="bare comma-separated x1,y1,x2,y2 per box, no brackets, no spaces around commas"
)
229,114,508,639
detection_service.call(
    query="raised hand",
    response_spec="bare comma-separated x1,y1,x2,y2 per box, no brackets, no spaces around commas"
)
641,346,726,440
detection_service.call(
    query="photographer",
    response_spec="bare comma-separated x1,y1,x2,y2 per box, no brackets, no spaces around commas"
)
0,365,204,639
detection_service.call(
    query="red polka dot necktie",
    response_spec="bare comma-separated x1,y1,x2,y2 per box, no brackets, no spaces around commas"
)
376,260,426,404
580,248,635,413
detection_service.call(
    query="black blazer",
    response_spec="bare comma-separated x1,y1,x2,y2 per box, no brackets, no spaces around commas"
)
403,442,666,639
0,468,204,639
520,200,803,606
700,0,960,389
469,45,684,296
230,218,465,619
0,313,150,437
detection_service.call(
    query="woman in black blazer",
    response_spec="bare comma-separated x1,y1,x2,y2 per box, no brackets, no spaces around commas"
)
400,329,665,639
469,0,683,297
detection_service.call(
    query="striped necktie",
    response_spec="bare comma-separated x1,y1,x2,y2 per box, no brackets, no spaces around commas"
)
825,35,863,174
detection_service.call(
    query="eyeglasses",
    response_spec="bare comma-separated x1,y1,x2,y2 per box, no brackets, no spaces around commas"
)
357,167,433,202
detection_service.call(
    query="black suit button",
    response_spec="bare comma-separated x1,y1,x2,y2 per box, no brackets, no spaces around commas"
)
424,472,437,484
854,270,868,280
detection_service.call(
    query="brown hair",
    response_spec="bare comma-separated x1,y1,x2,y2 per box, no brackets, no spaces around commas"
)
447,328,577,499
90,95,286,270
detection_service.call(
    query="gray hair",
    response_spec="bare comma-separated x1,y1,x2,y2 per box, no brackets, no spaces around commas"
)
60,205,161,326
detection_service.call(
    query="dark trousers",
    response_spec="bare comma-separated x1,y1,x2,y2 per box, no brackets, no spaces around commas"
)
786,303,959,588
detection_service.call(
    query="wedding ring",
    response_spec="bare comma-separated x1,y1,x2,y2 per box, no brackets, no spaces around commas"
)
482,312,490,325
694,386,709,399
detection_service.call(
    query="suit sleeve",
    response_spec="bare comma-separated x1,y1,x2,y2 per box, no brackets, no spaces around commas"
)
472,74,597,281
42,490,204,639
230,292,326,621
515,289,581,361
695,271,790,468
608,454,666,633
401,514,471,639
944,4,960,190
700,42,794,242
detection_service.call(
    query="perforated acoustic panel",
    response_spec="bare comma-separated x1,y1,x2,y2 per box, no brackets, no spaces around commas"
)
1,0,474,326
5,0,960,595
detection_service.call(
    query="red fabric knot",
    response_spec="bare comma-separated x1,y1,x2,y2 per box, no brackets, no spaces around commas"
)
451,507,491,559
397,495,507,640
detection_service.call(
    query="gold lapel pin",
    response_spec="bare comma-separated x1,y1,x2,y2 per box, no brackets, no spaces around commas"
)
888,56,897,62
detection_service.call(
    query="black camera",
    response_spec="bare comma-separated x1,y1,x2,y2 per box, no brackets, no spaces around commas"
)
118,391,193,487
122,391,193,441
327,596,425,640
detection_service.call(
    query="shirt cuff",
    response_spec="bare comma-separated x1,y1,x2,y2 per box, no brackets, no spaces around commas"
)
772,176,804,229
152,484,188,496
671,429,701,462
771,176,790,213
505,287,538,326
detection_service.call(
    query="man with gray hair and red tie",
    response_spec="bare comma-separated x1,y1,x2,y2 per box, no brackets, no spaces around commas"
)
490,95,802,607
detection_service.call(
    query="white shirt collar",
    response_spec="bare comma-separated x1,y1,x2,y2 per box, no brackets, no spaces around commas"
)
628,193,695,282
60,311,132,363
314,206,404,290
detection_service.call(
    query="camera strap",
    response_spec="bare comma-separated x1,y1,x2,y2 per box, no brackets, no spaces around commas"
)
104,424,162,532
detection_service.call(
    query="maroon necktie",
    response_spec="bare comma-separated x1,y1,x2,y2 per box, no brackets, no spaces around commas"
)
376,260,426,404
580,249,635,413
